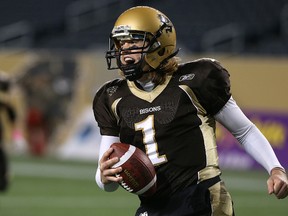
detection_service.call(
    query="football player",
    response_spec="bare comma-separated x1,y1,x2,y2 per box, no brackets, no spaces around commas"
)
93,6,288,216
0,72,16,192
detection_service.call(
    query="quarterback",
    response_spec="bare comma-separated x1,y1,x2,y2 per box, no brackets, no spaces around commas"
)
93,6,288,216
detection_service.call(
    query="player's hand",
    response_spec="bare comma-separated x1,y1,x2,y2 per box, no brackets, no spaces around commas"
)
267,167,288,199
99,147,123,184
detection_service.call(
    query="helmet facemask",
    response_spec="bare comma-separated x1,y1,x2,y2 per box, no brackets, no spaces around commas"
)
106,27,161,81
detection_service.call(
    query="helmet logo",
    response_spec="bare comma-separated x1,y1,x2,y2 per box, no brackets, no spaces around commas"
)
158,14,169,25
158,14,173,33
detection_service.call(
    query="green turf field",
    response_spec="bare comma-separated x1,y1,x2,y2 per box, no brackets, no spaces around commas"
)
0,156,287,216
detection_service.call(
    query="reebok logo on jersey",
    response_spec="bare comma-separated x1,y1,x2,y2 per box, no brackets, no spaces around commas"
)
139,212,148,216
139,106,161,115
179,73,195,82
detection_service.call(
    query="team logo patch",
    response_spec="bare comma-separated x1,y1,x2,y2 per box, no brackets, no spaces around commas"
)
139,211,148,216
179,73,195,82
106,86,118,96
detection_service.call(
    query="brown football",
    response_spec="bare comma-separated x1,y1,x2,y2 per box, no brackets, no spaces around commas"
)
110,142,157,197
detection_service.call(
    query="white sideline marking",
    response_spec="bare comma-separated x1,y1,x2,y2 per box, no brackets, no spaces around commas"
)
10,160,267,192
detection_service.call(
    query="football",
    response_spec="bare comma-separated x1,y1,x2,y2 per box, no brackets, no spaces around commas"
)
110,142,157,197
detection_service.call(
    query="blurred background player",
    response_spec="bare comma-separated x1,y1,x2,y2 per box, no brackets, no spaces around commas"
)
93,6,288,216
0,71,17,191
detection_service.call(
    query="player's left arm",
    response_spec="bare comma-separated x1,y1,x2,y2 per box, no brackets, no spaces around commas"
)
215,97,288,199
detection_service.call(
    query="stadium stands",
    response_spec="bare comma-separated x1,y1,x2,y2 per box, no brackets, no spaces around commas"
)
0,0,287,54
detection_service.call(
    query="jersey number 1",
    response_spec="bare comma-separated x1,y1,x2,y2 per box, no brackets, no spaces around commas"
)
135,115,167,166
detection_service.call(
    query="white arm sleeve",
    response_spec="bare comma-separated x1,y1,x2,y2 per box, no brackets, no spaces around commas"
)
95,135,121,192
214,97,284,174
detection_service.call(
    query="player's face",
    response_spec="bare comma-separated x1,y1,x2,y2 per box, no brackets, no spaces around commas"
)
119,40,147,66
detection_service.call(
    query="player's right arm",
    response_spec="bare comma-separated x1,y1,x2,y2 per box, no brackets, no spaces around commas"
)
93,81,123,191
95,135,123,192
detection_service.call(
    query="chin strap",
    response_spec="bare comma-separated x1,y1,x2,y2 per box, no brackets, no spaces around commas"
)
143,48,181,74
163,48,180,63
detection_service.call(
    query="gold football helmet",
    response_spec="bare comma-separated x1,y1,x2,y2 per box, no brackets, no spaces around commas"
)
106,6,178,81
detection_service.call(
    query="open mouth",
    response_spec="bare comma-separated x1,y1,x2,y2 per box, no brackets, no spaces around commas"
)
123,56,136,65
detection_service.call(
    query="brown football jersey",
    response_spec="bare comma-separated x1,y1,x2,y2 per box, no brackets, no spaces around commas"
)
93,58,231,199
